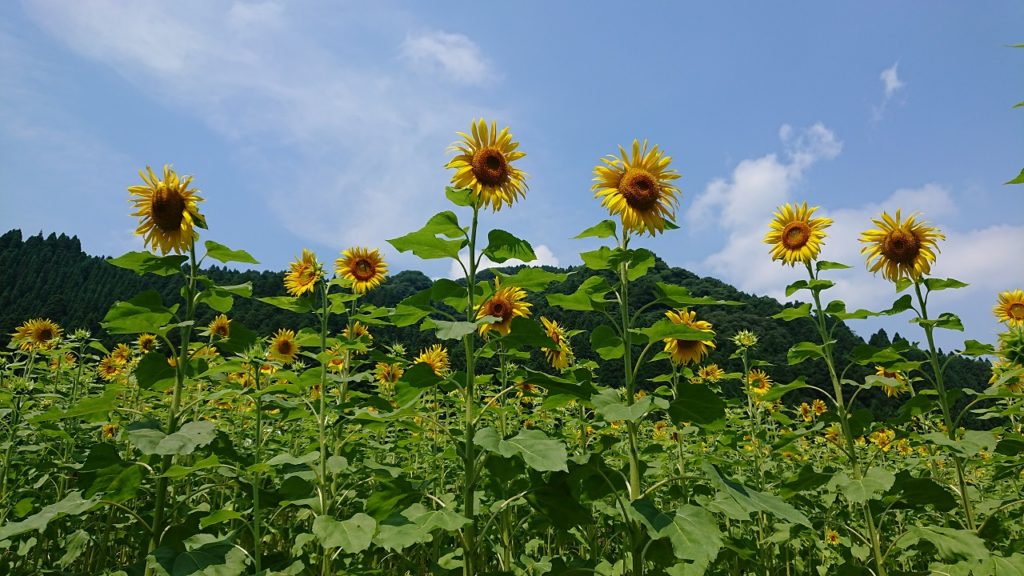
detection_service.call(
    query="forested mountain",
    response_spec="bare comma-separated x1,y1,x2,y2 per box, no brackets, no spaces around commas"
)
0,229,992,418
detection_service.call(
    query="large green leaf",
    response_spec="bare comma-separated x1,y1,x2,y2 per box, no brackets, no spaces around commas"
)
590,325,624,360
102,290,175,334
827,467,895,504
630,500,722,569
668,385,726,430
483,229,536,263
387,212,467,260
477,428,568,472
547,276,611,311
574,220,617,239
635,318,714,343
108,251,187,276
204,240,259,265
787,341,827,365
31,385,123,422
904,526,990,562
313,513,377,553
258,295,314,313
127,421,216,456
591,388,653,422
773,303,811,321
1007,168,1024,185
135,352,176,390
498,267,568,291
526,473,592,529
654,283,743,307
703,463,811,527
0,492,99,540
497,317,557,349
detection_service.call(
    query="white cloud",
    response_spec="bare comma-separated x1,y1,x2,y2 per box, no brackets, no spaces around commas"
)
400,31,494,85
873,62,906,122
18,0,503,270
447,244,560,279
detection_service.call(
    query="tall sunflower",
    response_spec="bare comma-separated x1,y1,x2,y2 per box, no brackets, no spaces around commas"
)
285,249,323,297
592,140,681,236
335,247,387,294
415,344,450,377
476,278,532,337
662,309,715,366
540,316,574,370
12,318,62,351
447,119,528,211
747,369,773,397
764,202,833,266
208,314,231,339
269,329,300,364
128,165,205,255
859,210,944,282
993,289,1024,328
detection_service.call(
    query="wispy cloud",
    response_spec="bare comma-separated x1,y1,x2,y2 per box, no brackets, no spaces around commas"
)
873,62,906,122
18,0,504,271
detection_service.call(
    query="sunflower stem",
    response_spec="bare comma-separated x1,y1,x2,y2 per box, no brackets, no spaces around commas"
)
912,280,977,531
462,204,480,576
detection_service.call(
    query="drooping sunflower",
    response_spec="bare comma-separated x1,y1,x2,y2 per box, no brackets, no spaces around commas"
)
592,139,681,236
476,278,532,338
747,369,773,397
375,362,404,392
540,316,574,370
859,210,945,282
993,289,1024,328
208,314,231,339
415,344,450,377
447,119,528,211
342,321,372,342
269,329,300,364
335,247,388,294
12,318,62,351
128,165,205,255
662,309,715,366
763,202,833,266
137,333,158,354
285,249,323,297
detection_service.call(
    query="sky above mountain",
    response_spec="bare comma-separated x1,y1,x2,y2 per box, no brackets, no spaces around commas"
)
1,1,1022,350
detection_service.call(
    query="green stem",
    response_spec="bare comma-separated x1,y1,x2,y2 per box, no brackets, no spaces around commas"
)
462,204,480,576
317,281,331,576
252,364,263,574
912,281,977,531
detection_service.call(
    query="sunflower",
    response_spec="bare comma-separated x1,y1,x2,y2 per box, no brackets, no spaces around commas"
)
415,344,450,377
128,165,205,255
875,366,909,398
12,318,62,351
747,369,772,397
269,329,300,364
825,529,840,546
110,343,133,365
540,316,574,370
342,321,372,342
869,428,895,452
998,329,1024,367
732,330,758,349
335,247,387,294
137,333,158,354
101,423,119,440
799,402,813,422
592,139,681,236
447,119,528,211
375,362,404,393
326,346,347,373
208,314,231,339
764,202,833,266
285,249,323,297
859,210,945,282
662,309,715,366
476,278,532,338
98,355,121,381
989,359,1023,394
993,289,1024,328
49,353,76,372
697,364,725,383
812,399,827,416
824,424,842,446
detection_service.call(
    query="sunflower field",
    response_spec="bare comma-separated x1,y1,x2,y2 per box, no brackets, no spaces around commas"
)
1,119,1023,576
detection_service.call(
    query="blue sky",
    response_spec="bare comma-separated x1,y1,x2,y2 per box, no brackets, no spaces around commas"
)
1,1,1022,350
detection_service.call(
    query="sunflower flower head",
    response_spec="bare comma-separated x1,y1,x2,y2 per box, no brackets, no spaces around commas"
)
335,247,387,294
110,343,133,366
128,165,205,255
747,369,773,398
285,249,323,297
697,364,725,383
415,344,450,377
812,398,827,416
98,355,121,381
208,314,231,339
662,309,715,366
476,278,532,338
875,366,909,398
825,529,841,546
137,333,158,354
859,210,944,282
731,330,758,349
592,140,681,236
269,329,300,364
447,119,528,211
993,289,1024,328
375,362,404,394
540,316,574,370
764,202,832,266
12,318,62,351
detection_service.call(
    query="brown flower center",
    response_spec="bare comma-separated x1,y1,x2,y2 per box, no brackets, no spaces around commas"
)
618,169,660,211
213,324,229,338
781,221,811,250
471,147,509,187
1009,303,1024,320
881,230,920,264
151,185,186,231
37,327,54,341
487,299,511,321
277,341,293,355
353,259,376,281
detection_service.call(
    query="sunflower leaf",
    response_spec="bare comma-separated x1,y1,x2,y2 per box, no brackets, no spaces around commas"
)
590,325,624,360
387,231,465,261
108,252,187,276
1006,167,1024,185
654,283,743,307
498,267,568,291
445,186,475,207
816,261,852,272
547,276,611,311
259,295,314,313
960,340,995,357
431,320,479,340
483,229,536,264
787,341,828,365
102,290,175,335
634,318,714,343
574,220,617,239
772,303,811,321
668,385,726,430
922,278,969,292
204,240,260,265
